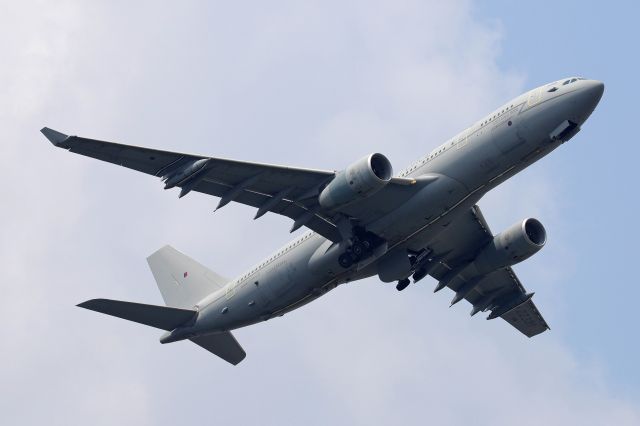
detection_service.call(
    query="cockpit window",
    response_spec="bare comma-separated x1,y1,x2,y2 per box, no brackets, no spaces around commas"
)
547,86,558,92
562,77,585,86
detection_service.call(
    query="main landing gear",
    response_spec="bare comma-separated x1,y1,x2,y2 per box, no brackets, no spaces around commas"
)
395,249,433,291
338,238,371,268
338,228,382,269
338,252,355,268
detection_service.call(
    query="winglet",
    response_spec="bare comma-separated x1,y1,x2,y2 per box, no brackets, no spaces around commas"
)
40,127,70,146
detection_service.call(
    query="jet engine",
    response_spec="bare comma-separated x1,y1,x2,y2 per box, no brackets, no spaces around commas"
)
318,153,393,210
473,218,546,275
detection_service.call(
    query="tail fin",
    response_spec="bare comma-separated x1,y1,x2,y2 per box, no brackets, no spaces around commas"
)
77,247,246,364
77,299,197,331
78,299,246,364
146,245,228,309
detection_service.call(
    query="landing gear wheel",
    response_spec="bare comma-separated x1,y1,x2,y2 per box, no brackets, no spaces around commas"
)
396,278,411,291
351,241,365,258
338,253,354,268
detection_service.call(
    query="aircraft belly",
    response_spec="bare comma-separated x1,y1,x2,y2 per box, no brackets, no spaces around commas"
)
400,195,481,253
197,238,332,332
433,134,507,193
369,174,470,244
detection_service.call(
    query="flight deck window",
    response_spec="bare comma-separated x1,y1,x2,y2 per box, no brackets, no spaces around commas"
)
562,79,571,85
548,87,558,92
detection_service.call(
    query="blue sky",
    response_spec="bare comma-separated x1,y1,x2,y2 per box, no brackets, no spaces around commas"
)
1,1,639,425
477,0,640,396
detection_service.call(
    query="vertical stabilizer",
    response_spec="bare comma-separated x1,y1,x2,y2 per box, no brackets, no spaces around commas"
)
147,245,228,308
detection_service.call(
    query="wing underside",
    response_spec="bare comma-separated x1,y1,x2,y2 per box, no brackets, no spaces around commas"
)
42,128,424,242
409,205,550,337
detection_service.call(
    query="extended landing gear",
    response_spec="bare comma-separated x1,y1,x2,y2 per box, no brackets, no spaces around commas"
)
338,229,381,269
338,252,355,268
396,278,411,291
351,240,365,257
337,240,367,269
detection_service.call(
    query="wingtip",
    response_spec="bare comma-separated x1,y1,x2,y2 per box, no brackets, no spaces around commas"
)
41,127,70,146
77,299,101,309
231,352,247,365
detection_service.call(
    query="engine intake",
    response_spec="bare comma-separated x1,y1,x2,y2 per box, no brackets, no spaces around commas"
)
319,153,393,210
474,218,546,275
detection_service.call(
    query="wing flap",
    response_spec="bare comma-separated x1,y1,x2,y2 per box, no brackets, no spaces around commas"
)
420,205,550,337
193,179,342,241
500,298,550,337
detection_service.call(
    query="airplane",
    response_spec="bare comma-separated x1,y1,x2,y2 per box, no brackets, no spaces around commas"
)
42,76,604,365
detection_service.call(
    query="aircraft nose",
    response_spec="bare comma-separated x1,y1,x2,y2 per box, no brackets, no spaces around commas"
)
585,80,605,105
572,79,604,124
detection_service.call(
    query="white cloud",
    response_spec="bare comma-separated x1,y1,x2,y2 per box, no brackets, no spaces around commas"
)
0,1,637,425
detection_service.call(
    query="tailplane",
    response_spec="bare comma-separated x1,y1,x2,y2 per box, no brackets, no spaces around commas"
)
78,298,246,365
77,299,197,330
146,245,227,309
190,332,246,365
76,246,247,365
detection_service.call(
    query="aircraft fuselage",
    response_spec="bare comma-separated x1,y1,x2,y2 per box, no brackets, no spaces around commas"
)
177,78,604,337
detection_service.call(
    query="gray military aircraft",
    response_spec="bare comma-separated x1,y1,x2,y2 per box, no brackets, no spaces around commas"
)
42,77,603,365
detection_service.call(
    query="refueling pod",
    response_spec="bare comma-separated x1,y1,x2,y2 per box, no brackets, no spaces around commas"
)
163,158,210,189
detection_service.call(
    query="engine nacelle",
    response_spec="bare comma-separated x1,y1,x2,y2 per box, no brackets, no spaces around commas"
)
318,153,393,210
473,218,546,275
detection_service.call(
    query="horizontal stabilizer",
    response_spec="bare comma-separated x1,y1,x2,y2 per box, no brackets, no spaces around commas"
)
78,298,197,331
190,332,246,365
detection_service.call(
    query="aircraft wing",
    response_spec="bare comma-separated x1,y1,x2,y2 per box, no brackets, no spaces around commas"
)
42,128,426,242
411,205,550,337
42,128,350,240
